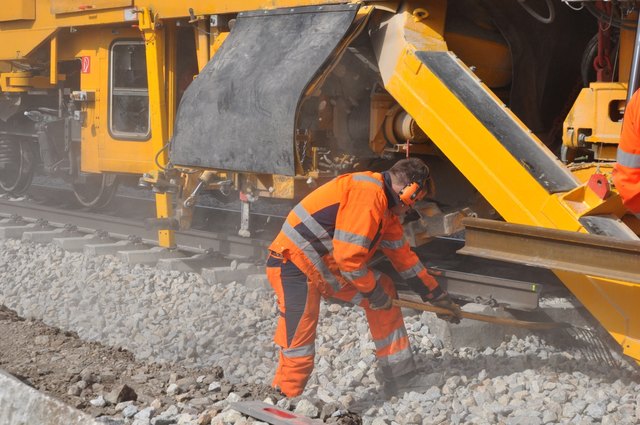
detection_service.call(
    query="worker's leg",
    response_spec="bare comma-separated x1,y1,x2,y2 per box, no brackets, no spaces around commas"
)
266,254,321,397
333,273,416,382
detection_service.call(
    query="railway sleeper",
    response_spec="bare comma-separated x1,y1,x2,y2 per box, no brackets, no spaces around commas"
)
22,226,81,244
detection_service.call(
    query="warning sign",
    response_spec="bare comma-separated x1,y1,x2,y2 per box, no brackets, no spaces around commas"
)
81,56,91,74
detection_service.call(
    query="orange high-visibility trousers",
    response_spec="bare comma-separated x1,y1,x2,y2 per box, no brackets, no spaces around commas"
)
266,253,415,397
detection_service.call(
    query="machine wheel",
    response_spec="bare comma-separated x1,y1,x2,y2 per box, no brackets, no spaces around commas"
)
73,173,119,210
0,138,36,196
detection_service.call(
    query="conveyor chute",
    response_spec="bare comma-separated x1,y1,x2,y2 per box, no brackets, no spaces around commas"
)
171,4,359,175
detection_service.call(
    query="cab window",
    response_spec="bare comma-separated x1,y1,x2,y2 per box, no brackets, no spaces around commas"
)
109,41,150,140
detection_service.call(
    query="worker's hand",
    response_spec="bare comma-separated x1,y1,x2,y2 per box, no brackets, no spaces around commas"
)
367,283,393,310
431,292,462,324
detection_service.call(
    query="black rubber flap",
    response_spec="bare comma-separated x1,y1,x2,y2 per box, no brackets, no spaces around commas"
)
171,4,359,175
416,51,578,194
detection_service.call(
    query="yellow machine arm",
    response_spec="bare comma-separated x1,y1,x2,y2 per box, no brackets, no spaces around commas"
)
369,4,640,361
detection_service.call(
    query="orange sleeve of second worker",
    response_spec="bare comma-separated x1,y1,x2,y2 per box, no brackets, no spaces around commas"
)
614,90,640,213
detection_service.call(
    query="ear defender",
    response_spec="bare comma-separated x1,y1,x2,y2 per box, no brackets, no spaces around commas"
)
398,181,426,207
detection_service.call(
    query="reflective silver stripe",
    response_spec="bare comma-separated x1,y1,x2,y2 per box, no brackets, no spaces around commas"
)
334,229,371,248
283,221,311,251
372,269,382,281
282,344,315,358
379,238,405,250
293,204,333,252
315,261,342,292
373,326,408,351
399,262,425,279
617,148,640,168
377,346,414,369
341,266,369,281
377,349,416,379
350,292,364,305
353,174,382,187
282,222,342,292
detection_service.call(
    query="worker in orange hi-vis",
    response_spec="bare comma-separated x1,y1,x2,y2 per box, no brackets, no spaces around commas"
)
614,89,640,213
266,157,462,399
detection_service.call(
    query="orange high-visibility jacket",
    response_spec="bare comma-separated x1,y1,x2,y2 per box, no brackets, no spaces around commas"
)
269,171,443,300
614,89,640,213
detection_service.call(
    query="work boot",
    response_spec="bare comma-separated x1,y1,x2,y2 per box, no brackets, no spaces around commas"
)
381,370,446,399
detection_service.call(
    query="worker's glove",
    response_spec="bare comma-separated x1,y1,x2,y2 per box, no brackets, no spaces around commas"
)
367,282,392,310
430,292,462,324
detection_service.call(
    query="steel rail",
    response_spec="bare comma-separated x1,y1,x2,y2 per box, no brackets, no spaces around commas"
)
0,197,268,259
393,298,569,330
459,217,640,284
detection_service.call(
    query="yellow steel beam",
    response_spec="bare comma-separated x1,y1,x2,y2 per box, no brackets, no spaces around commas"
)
194,20,209,73
0,1,395,60
0,72,65,92
372,5,640,361
562,83,626,158
139,8,175,248
50,33,58,85
166,22,177,138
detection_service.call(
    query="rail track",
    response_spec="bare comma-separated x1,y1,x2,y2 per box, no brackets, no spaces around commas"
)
0,201,269,260
0,184,569,310
0,184,626,369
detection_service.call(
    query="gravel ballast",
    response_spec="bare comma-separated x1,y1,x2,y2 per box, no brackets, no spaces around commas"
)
1,238,639,424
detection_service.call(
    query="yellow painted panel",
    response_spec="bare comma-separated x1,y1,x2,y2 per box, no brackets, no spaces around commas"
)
0,0,369,60
0,0,35,21
555,270,640,360
0,28,55,60
70,27,156,174
50,0,132,14
445,31,511,88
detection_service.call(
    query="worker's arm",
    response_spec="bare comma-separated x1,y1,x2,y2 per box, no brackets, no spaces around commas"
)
379,215,444,301
333,186,386,297
614,89,640,213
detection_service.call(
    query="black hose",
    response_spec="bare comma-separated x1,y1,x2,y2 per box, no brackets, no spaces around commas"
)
581,34,599,86
517,0,555,24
